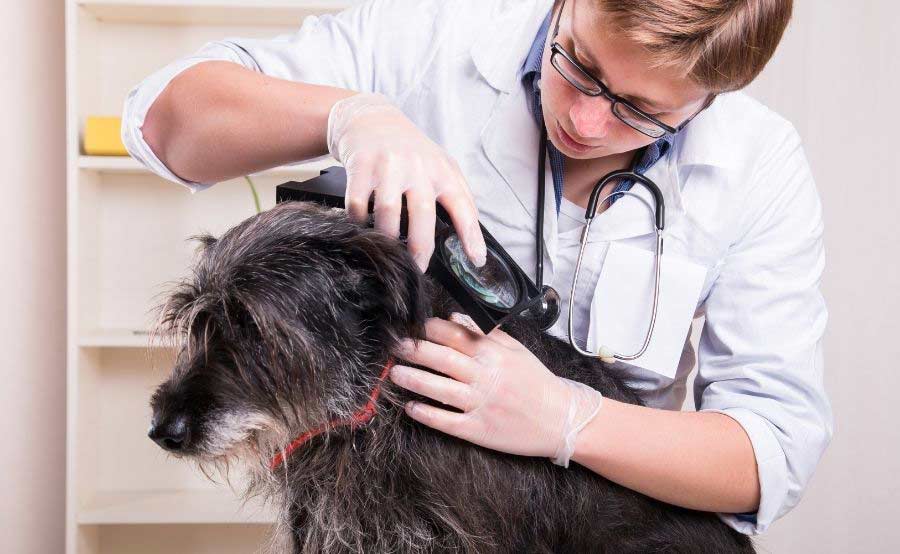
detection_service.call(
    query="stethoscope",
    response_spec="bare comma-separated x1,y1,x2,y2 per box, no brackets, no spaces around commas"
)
533,125,666,364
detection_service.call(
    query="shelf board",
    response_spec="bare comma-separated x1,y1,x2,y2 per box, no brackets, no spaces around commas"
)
76,0,357,26
78,155,337,178
79,489,277,524
78,328,180,348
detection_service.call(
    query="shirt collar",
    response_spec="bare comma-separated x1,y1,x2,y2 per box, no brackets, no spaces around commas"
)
672,93,742,170
522,10,550,82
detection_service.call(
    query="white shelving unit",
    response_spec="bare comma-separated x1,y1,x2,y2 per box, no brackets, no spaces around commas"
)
65,1,355,552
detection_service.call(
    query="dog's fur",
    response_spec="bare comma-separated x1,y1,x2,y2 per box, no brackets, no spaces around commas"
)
149,201,755,553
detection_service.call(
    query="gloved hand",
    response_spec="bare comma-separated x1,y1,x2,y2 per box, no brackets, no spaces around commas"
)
327,92,487,272
391,314,604,468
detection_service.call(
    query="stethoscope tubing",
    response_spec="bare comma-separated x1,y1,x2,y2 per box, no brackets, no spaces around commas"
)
567,191,664,361
537,125,667,362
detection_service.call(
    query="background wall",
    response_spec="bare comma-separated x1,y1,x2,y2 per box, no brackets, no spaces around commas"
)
745,1,899,552
0,0,67,553
0,0,895,552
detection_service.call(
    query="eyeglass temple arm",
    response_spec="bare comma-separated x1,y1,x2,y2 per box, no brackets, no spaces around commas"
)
551,0,566,38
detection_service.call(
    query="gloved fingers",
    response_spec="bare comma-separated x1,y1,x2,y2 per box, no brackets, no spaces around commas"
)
327,92,485,270
397,334,479,384
344,156,376,224
402,399,473,441
447,156,475,207
404,180,437,273
421,317,486,359
389,365,474,412
371,158,404,239
434,165,487,267
448,312,484,335
485,324,525,350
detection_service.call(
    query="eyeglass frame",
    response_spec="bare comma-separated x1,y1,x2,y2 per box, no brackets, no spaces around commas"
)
548,0,713,139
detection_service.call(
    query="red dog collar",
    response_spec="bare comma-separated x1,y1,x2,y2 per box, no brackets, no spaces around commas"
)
269,357,396,470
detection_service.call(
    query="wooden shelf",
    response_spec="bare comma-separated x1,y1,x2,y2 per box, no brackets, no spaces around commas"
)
77,0,355,26
67,1,355,551
78,328,178,348
79,489,276,525
78,155,337,178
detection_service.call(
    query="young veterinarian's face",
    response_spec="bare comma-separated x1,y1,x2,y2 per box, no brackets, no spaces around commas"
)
539,0,710,160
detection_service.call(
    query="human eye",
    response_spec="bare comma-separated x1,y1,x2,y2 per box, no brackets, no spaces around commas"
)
626,99,665,117
572,45,596,73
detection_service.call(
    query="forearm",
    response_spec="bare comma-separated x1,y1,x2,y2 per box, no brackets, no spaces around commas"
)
571,398,760,513
142,60,356,183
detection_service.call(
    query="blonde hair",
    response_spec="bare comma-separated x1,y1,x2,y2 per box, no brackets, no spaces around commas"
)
593,0,793,92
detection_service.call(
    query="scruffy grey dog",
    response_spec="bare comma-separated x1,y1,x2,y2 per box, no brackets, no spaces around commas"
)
148,200,755,554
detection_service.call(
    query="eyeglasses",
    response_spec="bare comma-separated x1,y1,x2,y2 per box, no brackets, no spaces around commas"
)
549,0,709,139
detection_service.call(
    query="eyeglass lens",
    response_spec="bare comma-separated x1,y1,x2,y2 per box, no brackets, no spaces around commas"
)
551,50,668,139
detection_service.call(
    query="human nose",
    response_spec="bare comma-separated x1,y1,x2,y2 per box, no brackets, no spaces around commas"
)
569,94,616,140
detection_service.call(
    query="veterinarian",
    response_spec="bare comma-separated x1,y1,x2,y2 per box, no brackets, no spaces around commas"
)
122,0,831,536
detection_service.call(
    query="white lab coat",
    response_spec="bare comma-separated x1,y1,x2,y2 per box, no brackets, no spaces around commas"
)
121,0,832,536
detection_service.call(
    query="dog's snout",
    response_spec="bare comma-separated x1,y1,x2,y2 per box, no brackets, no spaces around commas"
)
148,414,191,452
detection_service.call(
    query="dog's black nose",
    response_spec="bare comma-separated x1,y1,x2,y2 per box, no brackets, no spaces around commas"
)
148,414,191,452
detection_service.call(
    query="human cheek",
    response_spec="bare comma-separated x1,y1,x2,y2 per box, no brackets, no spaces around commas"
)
539,74,567,125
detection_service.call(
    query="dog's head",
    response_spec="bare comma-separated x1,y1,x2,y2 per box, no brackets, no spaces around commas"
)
148,201,427,465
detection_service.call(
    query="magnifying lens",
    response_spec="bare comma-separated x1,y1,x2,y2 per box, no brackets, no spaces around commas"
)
275,166,561,334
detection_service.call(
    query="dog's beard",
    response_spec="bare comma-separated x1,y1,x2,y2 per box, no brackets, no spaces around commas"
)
182,409,288,486
201,409,276,458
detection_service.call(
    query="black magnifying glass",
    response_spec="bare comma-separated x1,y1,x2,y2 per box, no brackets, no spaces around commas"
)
275,166,560,334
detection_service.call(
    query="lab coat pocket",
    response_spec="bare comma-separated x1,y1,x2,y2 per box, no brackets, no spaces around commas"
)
586,242,708,379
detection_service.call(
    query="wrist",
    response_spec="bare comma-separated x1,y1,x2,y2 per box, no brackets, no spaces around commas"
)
570,397,622,466
550,378,604,468
326,92,393,160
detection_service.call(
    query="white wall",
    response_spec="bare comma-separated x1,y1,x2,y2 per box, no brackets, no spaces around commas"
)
0,0,67,553
745,1,899,552
0,0,896,552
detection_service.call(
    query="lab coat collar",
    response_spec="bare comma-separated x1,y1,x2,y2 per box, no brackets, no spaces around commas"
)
470,0,551,93
480,82,560,282
673,93,743,170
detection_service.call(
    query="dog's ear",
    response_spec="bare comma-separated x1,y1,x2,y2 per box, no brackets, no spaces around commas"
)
188,233,218,257
348,233,429,342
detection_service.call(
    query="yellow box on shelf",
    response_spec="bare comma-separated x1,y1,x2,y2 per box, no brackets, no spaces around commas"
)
84,116,128,156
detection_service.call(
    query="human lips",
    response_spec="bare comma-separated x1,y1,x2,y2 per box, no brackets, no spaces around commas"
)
556,122,597,153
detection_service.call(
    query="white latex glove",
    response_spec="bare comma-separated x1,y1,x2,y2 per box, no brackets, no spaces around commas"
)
391,314,604,468
327,93,487,272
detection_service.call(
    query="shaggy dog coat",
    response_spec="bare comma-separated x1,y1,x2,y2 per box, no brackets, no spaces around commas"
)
149,201,755,553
